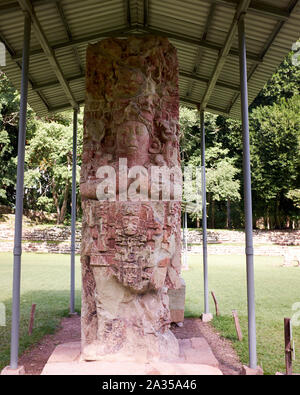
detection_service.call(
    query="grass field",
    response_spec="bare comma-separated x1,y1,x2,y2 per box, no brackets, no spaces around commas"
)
183,254,300,375
0,252,299,374
0,252,81,370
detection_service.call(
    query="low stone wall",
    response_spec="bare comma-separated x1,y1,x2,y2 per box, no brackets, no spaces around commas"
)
0,240,81,254
187,229,300,246
190,244,300,259
0,224,299,257
0,224,81,254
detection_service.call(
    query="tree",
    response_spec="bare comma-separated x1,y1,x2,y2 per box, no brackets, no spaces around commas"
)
251,46,300,110
185,143,241,228
24,117,82,224
0,70,36,206
250,96,300,228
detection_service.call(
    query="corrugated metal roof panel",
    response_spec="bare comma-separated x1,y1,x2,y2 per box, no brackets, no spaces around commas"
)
0,0,299,119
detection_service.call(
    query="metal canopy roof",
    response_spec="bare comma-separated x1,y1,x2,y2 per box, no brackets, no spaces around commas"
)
0,0,299,119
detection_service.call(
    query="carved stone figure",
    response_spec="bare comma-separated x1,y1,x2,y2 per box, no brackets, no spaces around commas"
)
80,36,182,362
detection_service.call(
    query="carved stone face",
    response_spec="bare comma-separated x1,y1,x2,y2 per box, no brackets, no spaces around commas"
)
112,202,163,293
116,121,150,162
122,215,140,236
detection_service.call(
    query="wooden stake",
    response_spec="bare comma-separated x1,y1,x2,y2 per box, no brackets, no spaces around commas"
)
284,317,292,375
232,309,243,341
28,303,36,336
211,291,219,316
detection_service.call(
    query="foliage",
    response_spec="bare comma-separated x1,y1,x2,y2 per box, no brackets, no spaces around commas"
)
286,189,300,209
0,71,37,206
251,49,300,109
250,97,300,200
250,96,300,227
180,108,241,222
24,118,82,224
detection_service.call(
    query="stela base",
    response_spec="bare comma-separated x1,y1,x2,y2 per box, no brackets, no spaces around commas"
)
41,339,222,375
201,313,213,323
241,365,264,375
1,365,25,375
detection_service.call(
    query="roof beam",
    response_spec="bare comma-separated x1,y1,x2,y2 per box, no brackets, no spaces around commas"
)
186,2,216,98
180,97,229,116
205,0,290,21
55,1,72,40
48,97,229,117
12,25,262,64
142,27,262,63
0,0,60,14
55,1,83,74
17,0,79,109
0,0,290,21
12,26,137,61
143,0,149,27
200,0,251,111
180,71,240,92
32,73,85,91
49,99,85,113
0,30,49,111
248,1,290,21
125,0,131,26
227,0,299,114
31,70,240,93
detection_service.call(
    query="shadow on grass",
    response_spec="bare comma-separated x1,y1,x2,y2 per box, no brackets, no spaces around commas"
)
0,290,81,370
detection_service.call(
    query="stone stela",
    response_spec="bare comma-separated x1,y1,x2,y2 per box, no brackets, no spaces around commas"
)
80,36,182,362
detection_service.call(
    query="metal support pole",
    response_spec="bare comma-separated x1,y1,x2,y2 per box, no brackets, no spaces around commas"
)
10,12,31,370
182,211,185,243
182,210,186,269
238,15,257,369
200,111,209,315
184,210,188,250
184,210,188,268
70,109,78,314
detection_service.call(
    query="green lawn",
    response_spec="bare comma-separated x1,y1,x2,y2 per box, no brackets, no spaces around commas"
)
0,252,81,370
0,252,299,375
182,254,300,375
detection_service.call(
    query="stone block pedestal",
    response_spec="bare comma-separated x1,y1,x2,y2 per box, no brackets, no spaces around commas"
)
241,365,264,375
41,338,222,375
168,277,186,323
201,313,213,322
1,366,25,375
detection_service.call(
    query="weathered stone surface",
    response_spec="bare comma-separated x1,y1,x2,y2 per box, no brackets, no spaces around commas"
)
179,337,219,367
41,339,222,375
241,365,264,375
41,360,222,375
170,309,185,323
1,366,25,375
80,36,182,362
47,342,81,363
201,313,213,323
168,277,185,323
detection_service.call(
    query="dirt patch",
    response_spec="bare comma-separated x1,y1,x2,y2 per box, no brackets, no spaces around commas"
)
19,315,80,375
19,316,242,375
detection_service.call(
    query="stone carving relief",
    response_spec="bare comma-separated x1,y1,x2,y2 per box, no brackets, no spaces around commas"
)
80,36,182,361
